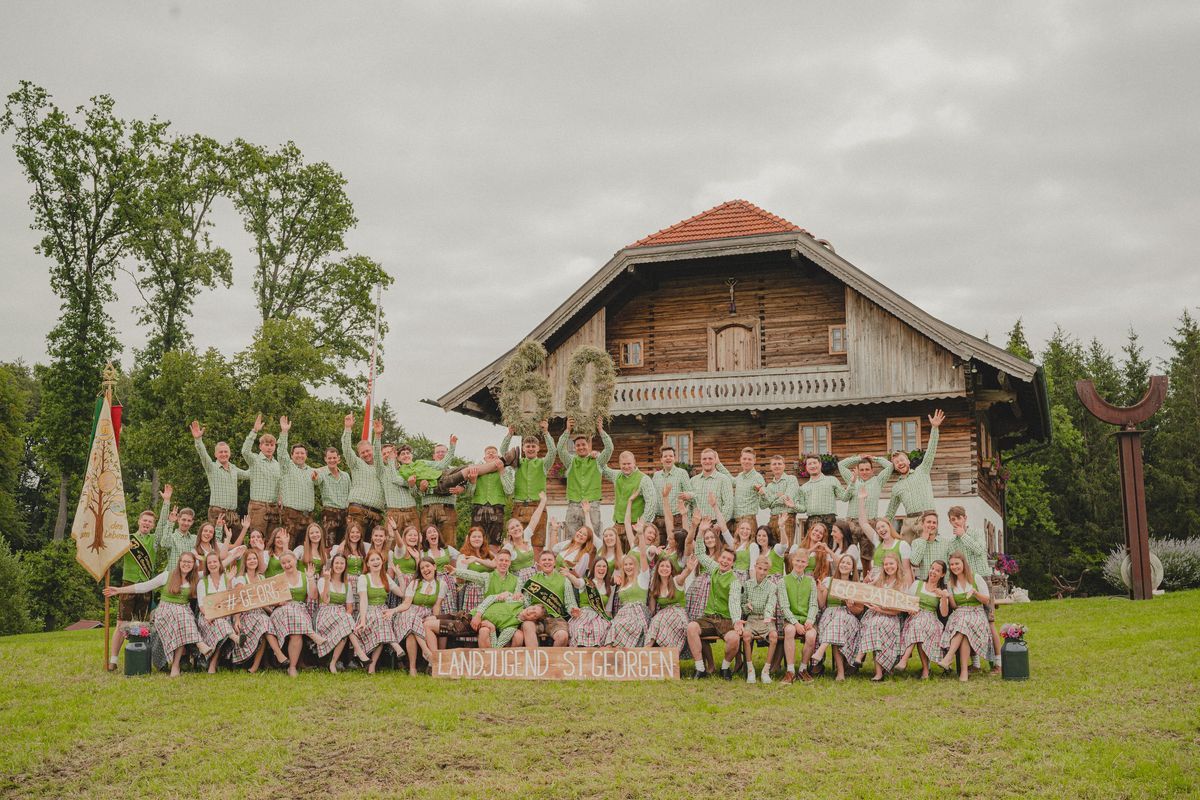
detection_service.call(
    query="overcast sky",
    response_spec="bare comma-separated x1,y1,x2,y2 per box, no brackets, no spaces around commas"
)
2,2,1197,456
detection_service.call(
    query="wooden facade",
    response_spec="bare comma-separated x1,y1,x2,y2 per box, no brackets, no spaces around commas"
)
434,201,1049,548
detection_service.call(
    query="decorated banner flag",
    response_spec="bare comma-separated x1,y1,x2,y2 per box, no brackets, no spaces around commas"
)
73,389,131,581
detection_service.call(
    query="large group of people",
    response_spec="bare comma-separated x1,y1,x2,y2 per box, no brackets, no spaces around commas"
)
106,408,1003,683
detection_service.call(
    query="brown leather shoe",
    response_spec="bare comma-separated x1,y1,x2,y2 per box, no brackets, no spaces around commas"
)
781,671,795,684
798,670,815,683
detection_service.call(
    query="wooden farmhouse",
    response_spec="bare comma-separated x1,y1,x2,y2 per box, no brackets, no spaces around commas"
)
432,200,1050,553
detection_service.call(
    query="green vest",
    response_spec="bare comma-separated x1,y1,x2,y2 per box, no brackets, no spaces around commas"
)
483,599,524,631
474,472,507,506
345,554,364,577
412,580,439,608
485,571,519,597
265,553,284,578
783,574,815,624
288,573,308,602
768,548,787,576
512,459,546,501
122,531,157,584
365,576,389,606
618,581,647,605
159,580,191,605
704,570,736,618
825,579,844,607
526,571,568,617
952,581,982,607
328,582,348,606
393,550,417,576
653,588,685,608
612,471,645,524
917,583,941,613
874,539,902,568
566,457,602,502
510,548,535,573
734,546,751,572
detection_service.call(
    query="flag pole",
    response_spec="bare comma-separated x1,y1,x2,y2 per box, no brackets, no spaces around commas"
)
361,282,383,443
101,364,116,672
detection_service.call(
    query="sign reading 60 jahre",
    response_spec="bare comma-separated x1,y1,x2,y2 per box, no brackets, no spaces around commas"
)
201,574,292,620
434,647,680,681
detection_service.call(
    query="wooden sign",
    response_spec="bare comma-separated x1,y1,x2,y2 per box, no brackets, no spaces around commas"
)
201,574,291,620
433,647,679,681
829,579,919,613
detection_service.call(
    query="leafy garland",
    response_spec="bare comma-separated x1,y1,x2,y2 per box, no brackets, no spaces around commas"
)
564,345,616,437
498,340,553,438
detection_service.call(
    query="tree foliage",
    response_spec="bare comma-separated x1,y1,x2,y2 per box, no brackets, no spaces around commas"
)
228,139,392,388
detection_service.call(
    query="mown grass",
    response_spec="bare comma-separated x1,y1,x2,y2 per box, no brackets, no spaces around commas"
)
1,592,1198,799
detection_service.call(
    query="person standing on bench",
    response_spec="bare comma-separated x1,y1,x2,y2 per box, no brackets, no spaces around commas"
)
685,535,743,680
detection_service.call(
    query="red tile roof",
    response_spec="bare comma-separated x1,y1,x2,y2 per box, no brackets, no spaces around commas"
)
629,199,809,248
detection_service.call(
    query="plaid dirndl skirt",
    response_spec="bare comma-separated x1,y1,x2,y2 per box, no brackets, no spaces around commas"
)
462,582,485,614
439,575,459,614
152,601,202,656
856,609,902,671
227,608,269,664
685,574,711,621
817,605,860,650
198,612,235,652
516,566,536,584
901,609,945,663
645,605,689,650
269,600,315,639
393,604,434,640
568,608,611,647
604,602,649,648
313,604,355,657
941,606,991,661
357,605,398,653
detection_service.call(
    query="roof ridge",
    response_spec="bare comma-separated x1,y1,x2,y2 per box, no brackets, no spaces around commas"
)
628,199,806,248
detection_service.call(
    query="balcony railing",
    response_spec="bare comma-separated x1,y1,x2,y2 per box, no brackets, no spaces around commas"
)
611,366,852,414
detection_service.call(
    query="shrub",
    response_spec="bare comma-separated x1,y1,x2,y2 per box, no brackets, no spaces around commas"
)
0,534,35,635
22,540,105,631
1102,537,1200,592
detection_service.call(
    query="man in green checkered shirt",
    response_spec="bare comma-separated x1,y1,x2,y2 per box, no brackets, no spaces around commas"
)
241,413,282,538
191,419,249,540
885,409,944,542
277,416,319,547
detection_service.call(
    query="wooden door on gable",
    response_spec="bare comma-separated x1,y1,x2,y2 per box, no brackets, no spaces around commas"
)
708,319,760,372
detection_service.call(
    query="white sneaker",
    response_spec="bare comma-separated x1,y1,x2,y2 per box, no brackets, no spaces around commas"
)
746,670,757,684
760,668,772,684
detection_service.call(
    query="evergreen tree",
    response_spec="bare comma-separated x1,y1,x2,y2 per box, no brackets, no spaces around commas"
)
1147,311,1200,539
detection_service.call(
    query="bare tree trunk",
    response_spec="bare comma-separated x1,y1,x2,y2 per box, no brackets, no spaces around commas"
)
53,477,70,541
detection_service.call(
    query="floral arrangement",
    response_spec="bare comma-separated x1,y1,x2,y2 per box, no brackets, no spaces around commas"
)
995,553,1020,575
818,454,840,475
123,622,151,637
999,622,1027,641
906,448,925,469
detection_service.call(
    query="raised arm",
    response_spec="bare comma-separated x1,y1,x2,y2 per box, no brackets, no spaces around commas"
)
540,427,557,475
191,421,214,475
837,455,860,484
527,490,549,535
242,413,264,463
341,415,362,470
919,411,943,473
638,474,658,524
597,427,613,465
858,487,879,546
873,456,894,484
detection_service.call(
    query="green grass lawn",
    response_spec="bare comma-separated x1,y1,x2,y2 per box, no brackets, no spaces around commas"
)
2,592,1198,800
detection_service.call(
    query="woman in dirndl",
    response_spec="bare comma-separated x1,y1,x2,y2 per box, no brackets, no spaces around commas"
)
314,553,363,673
937,552,993,682
268,552,327,676
356,549,405,674
103,551,212,677
566,556,615,646
224,550,286,672
816,553,865,681
195,551,237,673
503,492,546,583
899,558,949,679
423,524,460,614
853,551,907,681
685,523,724,622
645,552,693,652
604,551,650,648
456,526,497,611
388,556,444,675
